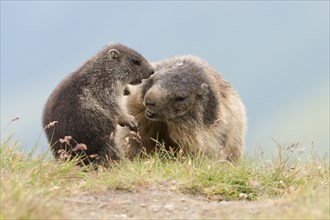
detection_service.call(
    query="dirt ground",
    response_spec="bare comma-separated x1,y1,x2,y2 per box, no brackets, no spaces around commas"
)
57,187,278,219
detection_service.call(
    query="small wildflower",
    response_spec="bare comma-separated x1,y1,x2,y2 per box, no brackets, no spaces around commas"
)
45,121,58,129
239,193,248,199
57,149,71,160
72,143,87,152
57,149,66,154
130,131,142,143
89,154,100,160
59,136,72,144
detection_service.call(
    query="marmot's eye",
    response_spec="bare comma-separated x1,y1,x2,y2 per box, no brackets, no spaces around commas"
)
174,96,186,102
131,59,141,66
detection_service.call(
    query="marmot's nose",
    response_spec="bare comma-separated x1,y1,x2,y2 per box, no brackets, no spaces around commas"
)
144,85,160,107
144,98,155,107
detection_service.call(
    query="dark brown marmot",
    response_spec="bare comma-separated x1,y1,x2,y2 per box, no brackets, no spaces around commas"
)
42,43,154,164
115,55,246,161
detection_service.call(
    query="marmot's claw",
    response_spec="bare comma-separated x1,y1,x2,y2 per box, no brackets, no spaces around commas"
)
118,115,138,132
127,117,138,132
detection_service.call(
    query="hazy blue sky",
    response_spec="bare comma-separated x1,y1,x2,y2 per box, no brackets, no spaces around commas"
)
1,1,329,157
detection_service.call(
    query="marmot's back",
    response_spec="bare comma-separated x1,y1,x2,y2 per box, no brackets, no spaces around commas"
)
117,55,246,161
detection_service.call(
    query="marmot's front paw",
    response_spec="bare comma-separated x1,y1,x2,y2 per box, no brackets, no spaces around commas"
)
118,115,138,132
126,115,138,131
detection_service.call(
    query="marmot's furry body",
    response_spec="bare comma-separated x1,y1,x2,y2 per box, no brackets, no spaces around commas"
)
116,55,246,161
43,43,154,164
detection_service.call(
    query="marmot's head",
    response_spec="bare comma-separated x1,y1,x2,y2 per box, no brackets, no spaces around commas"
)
142,62,214,123
101,43,154,85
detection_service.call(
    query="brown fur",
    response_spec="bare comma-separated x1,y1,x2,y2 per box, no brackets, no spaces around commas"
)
115,55,246,161
42,43,154,165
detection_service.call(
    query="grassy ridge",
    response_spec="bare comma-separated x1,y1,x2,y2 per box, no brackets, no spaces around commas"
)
0,138,329,219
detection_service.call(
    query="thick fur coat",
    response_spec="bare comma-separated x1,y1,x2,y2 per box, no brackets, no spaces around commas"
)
115,55,246,161
43,43,154,164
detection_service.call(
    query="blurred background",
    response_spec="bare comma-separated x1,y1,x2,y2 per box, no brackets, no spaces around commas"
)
1,1,329,158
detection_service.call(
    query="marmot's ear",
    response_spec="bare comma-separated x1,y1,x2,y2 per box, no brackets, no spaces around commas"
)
108,49,121,60
198,83,209,96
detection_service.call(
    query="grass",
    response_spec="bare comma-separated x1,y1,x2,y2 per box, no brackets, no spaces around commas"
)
0,137,329,219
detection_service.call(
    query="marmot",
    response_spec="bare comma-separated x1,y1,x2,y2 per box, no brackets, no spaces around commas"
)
42,43,154,165
115,55,246,161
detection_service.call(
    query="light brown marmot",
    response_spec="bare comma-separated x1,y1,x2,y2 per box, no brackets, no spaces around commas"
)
42,43,154,165
115,55,246,161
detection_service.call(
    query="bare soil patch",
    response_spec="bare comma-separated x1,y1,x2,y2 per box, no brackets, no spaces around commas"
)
58,187,277,219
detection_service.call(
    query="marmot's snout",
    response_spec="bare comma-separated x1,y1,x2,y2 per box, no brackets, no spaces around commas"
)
144,97,156,107
143,68,154,80
143,86,164,120
142,68,155,82
143,85,160,108
143,92,158,118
